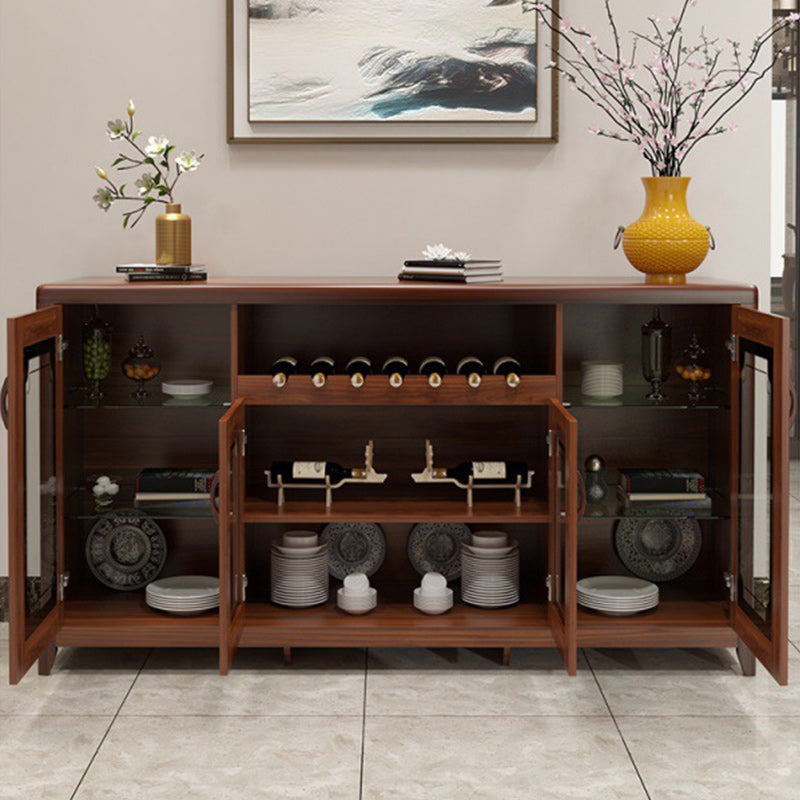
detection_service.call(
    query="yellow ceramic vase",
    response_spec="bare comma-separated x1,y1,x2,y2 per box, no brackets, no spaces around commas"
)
620,177,711,285
155,203,191,266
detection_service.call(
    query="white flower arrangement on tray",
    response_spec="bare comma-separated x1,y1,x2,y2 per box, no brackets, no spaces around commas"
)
93,100,204,228
524,1,798,176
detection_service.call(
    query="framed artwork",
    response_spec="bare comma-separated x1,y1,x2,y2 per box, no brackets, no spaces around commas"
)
227,0,559,143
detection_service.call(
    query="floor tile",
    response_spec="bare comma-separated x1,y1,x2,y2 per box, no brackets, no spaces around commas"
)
0,622,8,642
587,646,800,716
362,716,646,800
120,647,365,717
618,715,800,800
0,647,146,716
0,715,111,800
74,715,362,800
790,589,800,645
366,647,607,716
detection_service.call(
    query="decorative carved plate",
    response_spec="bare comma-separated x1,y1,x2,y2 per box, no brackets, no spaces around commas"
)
86,511,167,591
614,517,702,583
407,522,472,580
320,522,386,579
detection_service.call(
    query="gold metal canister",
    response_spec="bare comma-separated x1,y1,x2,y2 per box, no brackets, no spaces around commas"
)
155,203,191,266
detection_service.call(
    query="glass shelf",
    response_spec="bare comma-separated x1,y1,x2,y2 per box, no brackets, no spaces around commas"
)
563,386,728,410
581,490,727,521
67,488,214,520
64,384,231,410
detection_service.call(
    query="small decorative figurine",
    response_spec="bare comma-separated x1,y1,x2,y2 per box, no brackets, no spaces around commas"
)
92,476,120,508
676,334,712,406
584,454,609,504
641,307,672,402
122,335,161,399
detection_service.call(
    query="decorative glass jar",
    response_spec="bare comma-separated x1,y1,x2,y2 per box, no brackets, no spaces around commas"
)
82,311,112,400
122,335,161,399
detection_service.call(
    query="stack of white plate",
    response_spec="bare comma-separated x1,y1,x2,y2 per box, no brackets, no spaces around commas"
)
577,576,659,616
461,531,519,608
145,576,219,615
581,362,623,399
413,572,453,615
271,531,329,608
336,573,377,615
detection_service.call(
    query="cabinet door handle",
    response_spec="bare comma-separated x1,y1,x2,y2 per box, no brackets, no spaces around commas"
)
210,471,220,523
790,386,797,428
1,378,8,430
576,470,586,522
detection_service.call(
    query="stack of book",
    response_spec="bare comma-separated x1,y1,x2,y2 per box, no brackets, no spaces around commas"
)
398,259,503,284
134,468,215,504
617,468,711,514
117,264,207,283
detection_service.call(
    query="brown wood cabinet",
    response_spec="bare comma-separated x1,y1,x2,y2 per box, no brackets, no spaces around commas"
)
4,277,791,685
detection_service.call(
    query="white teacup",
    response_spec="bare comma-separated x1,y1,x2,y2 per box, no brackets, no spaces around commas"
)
420,572,448,596
471,531,508,549
282,531,319,549
343,573,371,596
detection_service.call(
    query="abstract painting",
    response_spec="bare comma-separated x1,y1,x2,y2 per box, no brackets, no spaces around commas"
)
249,0,537,122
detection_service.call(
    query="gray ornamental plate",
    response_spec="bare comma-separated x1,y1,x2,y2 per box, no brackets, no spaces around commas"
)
407,523,472,580
614,517,702,583
86,510,167,591
320,523,386,579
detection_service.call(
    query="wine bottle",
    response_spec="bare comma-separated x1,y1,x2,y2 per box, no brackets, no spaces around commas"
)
346,356,373,388
493,356,522,388
270,460,365,484
457,356,485,388
382,356,409,388
310,356,335,388
433,460,528,485
419,356,447,388
271,356,298,388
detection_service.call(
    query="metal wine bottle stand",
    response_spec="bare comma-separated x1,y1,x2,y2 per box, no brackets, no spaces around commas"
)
411,440,535,509
264,440,388,509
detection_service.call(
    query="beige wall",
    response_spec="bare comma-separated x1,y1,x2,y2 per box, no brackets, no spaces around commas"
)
0,0,773,574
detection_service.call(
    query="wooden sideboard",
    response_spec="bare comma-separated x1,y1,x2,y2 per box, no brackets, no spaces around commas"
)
4,277,790,684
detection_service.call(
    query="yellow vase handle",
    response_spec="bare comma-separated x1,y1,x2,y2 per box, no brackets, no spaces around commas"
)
706,226,716,251
614,226,626,250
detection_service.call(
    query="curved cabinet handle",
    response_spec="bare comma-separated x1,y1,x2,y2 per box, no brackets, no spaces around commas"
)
577,470,587,522
790,386,797,429
209,471,220,524
1,378,8,430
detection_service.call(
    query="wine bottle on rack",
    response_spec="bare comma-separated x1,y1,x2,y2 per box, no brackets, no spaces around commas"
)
493,356,522,388
433,460,528,485
271,356,298,388
382,356,409,388
419,356,448,388
310,356,335,388
270,460,366,484
346,356,373,388
457,356,485,388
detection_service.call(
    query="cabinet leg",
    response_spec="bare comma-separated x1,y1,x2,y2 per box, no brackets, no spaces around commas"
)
501,647,511,667
38,643,57,676
283,646,292,666
736,639,756,677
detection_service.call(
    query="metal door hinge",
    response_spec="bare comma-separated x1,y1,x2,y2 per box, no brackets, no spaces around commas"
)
57,335,68,362
59,571,70,601
241,430,247,457
545,574,553,602
242,574,248,602
726,335,737,362
724,571,735,602
546,430,553,458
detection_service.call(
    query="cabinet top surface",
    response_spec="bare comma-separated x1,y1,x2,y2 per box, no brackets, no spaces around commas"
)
36,275,757,305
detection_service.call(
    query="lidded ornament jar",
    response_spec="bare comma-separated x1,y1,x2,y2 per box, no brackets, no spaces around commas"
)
122,335,161,399
676,334,712,406
641,307,672,402
82,309,112,400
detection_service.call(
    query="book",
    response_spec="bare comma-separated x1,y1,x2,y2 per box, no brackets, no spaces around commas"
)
135,492,211,502
136,468,216,494
116,263,206,274
401,267,502,278
625,492,709,502
398,273,504,284
618,468,705,494
403,259,501,268
127,271,207,283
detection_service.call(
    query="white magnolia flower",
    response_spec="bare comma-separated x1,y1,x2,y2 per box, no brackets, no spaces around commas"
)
451,251,472,262
127,99,136,117
93,187,113,211
175,150,201,173
106,119,126,140
135,172,155,196
422,243,453,261
145,135,170,157
94,165,108,180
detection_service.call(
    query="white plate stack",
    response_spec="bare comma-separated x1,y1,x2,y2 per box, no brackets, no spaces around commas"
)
337,573,377,615
580,361,623,399
577,576,659,616
413,572,453,615
271,531,329,608
145,576,220,615
460,531,519,608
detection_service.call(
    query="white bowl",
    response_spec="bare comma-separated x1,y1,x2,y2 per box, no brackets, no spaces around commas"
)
471,531,508,548
282,531,319,548
161,379,213,397
413,588,454,615
343,573,370,592
420,572,447,593
337,587,377,614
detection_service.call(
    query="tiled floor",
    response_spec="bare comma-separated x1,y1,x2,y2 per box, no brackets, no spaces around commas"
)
2,471,800,799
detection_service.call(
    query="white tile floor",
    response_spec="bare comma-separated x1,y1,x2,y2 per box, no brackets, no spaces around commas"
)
2,468,800,800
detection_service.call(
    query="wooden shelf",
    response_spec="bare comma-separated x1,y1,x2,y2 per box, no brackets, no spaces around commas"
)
57,598,219,648
237,374,558,406
244,496,550,523
240,601,554,648
576,601,735,648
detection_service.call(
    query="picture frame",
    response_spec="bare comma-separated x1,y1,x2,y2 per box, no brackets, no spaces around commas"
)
226,0,560,144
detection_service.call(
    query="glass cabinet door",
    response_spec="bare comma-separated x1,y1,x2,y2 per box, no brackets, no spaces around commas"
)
732,307,790,685
7,306,63,684
548,399,578,675
219,398,247,674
